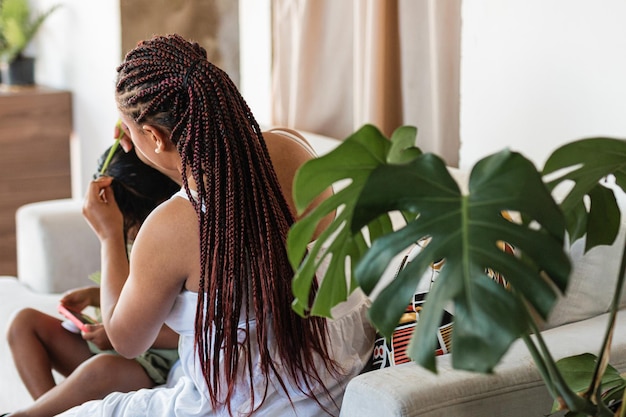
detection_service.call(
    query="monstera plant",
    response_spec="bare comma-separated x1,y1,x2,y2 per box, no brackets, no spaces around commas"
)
287,124,626,416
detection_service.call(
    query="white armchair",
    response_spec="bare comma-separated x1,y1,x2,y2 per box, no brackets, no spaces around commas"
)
16,199,100,294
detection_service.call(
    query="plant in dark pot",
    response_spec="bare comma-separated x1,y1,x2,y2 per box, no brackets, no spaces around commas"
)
287,124,626,416
0,0,60,86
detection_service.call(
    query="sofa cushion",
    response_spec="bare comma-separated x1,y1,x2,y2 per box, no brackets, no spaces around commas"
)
16,199,101,294
544,183,626,329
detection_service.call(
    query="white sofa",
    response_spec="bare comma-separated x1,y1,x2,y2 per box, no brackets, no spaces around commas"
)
2,132,626,416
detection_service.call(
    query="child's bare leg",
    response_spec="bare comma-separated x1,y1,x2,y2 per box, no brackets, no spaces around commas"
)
10,353,155,417
6,308,93,399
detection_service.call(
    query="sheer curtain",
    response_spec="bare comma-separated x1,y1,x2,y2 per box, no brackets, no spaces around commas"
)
271,0,461,166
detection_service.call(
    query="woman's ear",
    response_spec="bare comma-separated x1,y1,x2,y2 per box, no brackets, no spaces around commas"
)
142,124,168,154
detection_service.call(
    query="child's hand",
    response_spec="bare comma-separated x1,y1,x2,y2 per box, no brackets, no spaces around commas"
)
81,323,113,351
60,286,100,310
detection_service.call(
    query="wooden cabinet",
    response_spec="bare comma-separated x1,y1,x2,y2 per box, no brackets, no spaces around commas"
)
0,85,72,276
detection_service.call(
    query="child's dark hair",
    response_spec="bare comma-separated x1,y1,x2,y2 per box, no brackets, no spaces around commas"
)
95,145,179,240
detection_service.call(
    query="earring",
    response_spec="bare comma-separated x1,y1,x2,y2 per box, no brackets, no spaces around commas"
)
155,148,161,154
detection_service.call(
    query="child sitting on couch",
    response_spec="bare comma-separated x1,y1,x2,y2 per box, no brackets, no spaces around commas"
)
5,143,180,417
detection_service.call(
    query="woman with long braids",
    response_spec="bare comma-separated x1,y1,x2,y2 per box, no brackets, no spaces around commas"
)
51,34,374,416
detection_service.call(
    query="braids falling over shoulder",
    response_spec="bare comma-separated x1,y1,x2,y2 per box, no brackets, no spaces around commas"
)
115,34,338,415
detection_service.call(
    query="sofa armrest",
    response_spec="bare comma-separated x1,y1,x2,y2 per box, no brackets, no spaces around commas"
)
339,310,626,417
16,199,100,293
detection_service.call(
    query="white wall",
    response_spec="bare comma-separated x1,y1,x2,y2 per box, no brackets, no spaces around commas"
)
239,0,271,127
32,0,270,198
460,0,626,170
31,1,626,191
32,0,121,198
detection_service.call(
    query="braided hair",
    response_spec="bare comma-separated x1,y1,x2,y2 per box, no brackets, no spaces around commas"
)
115,34,337,414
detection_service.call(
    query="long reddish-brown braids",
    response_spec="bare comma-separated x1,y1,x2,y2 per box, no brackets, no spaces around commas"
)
115,34,338,414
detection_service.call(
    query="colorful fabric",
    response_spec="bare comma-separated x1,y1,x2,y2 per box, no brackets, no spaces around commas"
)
368,232,515,370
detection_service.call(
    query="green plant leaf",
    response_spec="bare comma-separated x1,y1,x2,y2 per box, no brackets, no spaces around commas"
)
551,353,626,413
543,137,626,252
289,125,626,415
388,125,422,164
351,149,570,373
288,124,421,317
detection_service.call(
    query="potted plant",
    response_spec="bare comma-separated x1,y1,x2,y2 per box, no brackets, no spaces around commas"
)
287,124,626,416
0,0,60,85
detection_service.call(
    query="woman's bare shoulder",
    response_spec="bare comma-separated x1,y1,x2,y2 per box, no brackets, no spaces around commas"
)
143,194,197,233
131,195,199,281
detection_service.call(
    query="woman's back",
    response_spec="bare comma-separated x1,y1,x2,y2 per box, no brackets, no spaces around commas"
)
69,34,375,417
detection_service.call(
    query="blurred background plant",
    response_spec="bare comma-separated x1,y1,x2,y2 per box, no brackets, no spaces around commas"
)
0,0,60,63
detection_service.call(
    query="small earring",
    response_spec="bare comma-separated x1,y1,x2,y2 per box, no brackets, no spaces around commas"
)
155,148,161,154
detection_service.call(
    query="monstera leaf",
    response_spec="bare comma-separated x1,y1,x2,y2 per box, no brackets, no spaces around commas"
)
288,124,572,373
542,139,626,415
289,126,626,415
288,125,421,317
551,353,626,415
350,149,571,373
543,138,626,252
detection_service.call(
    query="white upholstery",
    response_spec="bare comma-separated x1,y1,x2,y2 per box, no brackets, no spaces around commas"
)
545,183,626,329
341,311,626,417
16,198,100,294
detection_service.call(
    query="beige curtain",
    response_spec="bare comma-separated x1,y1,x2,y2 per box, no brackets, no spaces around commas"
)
271,0,461,166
